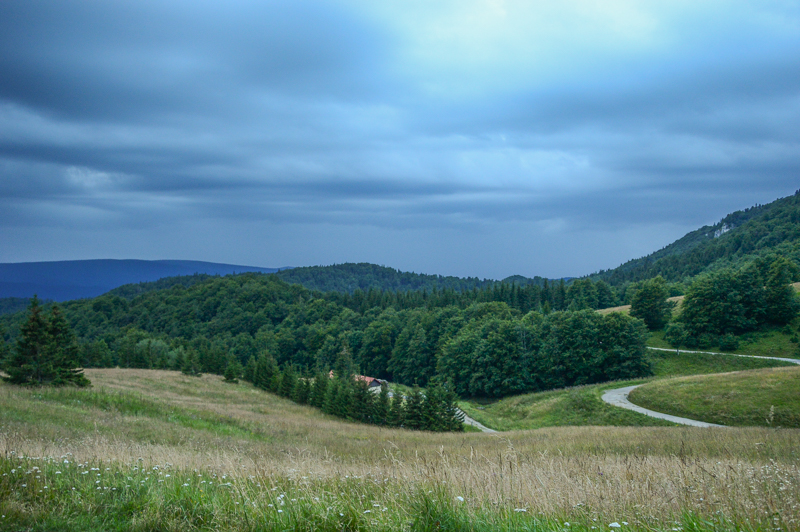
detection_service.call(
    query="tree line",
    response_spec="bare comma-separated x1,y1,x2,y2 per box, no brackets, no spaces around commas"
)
0,273,652,399
224,348,463,431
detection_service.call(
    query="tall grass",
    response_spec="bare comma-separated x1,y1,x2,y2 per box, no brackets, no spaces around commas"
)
1,369,799,530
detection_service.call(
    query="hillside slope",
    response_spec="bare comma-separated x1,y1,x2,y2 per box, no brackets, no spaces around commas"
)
591,190,800,285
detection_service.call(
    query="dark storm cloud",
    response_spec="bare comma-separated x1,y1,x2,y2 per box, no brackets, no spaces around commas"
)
0,0,389,120
1,1,799,277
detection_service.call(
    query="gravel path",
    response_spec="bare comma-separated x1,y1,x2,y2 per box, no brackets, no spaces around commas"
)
458,409,497,433
601,348,800,427
601,385,724,427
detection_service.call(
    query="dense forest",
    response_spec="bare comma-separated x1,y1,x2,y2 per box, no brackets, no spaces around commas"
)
0,272,650,399
590,190,800,285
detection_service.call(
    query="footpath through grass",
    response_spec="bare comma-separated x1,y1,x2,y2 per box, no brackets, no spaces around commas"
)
629,366,800,428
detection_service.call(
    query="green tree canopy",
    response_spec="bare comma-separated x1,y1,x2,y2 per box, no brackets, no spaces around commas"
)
2,297,89,387
629,276,674,330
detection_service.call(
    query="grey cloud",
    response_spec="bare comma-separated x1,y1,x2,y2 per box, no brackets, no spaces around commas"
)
1,1,799,277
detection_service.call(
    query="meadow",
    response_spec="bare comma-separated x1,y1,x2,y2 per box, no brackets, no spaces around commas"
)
2,369,799,531
457,348,796,432
629,366,800,428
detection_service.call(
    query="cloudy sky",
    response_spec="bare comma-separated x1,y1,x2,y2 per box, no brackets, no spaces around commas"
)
1,1,798,279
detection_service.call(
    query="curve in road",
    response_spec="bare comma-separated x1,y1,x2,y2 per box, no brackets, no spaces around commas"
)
601,385,724,427
602,348,800,427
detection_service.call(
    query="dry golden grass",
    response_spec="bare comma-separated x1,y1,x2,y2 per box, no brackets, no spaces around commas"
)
2,369,799,527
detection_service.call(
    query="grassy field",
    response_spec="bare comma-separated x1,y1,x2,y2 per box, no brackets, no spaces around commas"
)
2,369,799,531
628,366,800,428
645,346,797,375
457,349,796,432
647,328,800,359
459,380,675,431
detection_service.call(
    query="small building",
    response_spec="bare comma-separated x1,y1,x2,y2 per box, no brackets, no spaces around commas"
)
329,370,387,388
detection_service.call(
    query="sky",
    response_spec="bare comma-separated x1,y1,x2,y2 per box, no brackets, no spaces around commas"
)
1,1,799,280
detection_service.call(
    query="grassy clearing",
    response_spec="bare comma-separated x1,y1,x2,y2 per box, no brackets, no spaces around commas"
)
1,369,799,531
459,380,675,432
647,328,800,360
646,346,797,376
458,349,795,433
629,366,800,428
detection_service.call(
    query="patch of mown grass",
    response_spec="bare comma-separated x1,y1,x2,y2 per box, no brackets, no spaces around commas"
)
629,366,800,428
459,381,676,432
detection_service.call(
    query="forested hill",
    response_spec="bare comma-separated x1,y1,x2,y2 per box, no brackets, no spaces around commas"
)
0,272,650,399
591,190,800,285
271,263,547,293
100,264,550,304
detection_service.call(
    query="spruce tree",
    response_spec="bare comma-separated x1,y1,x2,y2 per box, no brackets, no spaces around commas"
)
374,384,390,425
3,296,50,385
403,387,424,429
348,379,374,423
421,384,443,431
309,371,329,408
2,298,89,387
243,355,257,383
322,378,340,416
223,355,242,383
279,365,297,397
180,348,202,376
387,393,405,427
46,305,90,387
255,352,278,391
292,376,310,404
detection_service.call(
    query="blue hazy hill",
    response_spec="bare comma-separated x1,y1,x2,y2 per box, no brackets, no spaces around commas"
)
0,259,286,301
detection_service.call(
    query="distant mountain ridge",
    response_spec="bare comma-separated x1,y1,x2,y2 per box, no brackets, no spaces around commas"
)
5,190,798,304
272,263,528,294
0,259,286,301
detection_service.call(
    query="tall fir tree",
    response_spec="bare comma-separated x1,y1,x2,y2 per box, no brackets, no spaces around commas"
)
46,305,90,387
374,384,390,425
309,371,329,408
403,387,424,429
223,355,242,383
2,297,89,387
255,352,278,391
386,393,405,427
